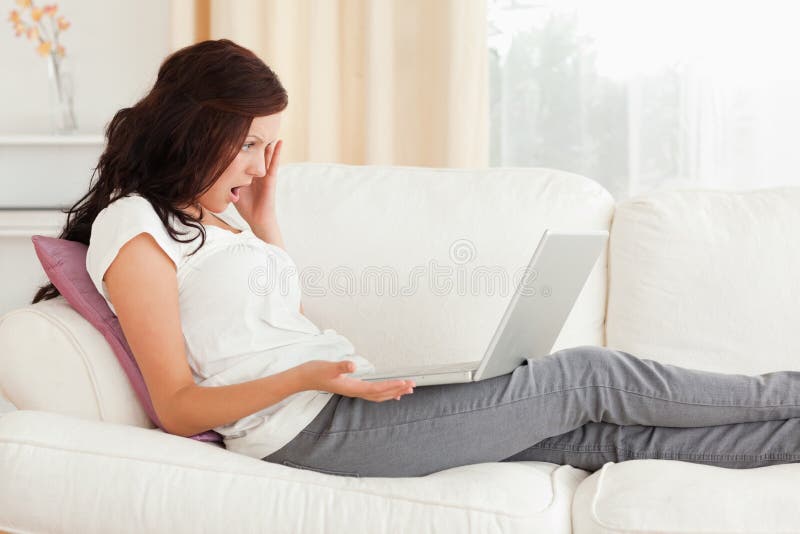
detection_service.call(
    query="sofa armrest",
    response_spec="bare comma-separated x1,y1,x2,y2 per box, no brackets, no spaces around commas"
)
0,410,584,533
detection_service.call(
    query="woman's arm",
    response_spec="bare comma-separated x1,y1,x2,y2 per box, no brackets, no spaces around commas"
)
250,216,306,315
168,369,305,437
238,140,286,251
250,214,285,251
105,231,312,438
236,139,300,311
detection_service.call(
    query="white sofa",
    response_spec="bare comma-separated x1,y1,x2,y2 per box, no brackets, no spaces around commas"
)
1,163,799,533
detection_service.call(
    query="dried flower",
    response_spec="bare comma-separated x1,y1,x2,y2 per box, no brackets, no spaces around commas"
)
8,0,76,132
7,1,71,60
36,39,50,56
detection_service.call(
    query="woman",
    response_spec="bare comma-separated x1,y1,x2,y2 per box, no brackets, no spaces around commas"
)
33,39,800,478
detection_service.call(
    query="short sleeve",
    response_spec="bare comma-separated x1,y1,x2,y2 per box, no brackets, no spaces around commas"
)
86,195,183,314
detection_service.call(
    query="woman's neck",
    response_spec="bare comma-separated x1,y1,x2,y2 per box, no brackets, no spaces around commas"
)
180,203,209,222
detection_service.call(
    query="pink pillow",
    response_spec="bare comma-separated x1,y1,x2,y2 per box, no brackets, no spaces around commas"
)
31,235,223,443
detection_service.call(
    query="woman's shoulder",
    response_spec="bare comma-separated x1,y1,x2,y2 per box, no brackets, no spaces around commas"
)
87,193,188,281
94,193,192,235
90,193,187,255
91,194,146,234
95,192,156,222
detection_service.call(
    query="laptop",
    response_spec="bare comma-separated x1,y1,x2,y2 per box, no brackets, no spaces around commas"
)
354,229,609,387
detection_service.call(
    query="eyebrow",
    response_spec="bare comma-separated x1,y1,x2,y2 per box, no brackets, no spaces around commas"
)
246,134,277,146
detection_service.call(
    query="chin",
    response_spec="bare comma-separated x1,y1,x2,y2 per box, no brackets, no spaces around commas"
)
215,197,231,211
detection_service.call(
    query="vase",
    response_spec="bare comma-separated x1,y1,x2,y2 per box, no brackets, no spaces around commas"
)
46,53,78,135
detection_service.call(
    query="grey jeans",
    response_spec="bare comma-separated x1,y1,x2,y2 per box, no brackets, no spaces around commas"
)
262,345,800,477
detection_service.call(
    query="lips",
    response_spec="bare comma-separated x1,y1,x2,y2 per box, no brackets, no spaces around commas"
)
229,181,251,202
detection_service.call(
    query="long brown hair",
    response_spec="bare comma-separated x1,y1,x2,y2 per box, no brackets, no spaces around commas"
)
32,39,288,304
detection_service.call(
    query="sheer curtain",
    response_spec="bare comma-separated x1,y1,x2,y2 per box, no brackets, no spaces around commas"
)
489,0,800,200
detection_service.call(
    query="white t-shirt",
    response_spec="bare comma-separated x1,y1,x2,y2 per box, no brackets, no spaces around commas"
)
85,193,375,459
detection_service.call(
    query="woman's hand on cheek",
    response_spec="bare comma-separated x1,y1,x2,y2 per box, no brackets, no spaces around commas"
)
236,139,283,228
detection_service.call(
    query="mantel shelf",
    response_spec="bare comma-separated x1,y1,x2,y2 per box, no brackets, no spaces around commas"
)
0,134,105,146
0,136,105,207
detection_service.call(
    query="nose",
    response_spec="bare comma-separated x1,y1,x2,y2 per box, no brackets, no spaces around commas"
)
247,153,267,177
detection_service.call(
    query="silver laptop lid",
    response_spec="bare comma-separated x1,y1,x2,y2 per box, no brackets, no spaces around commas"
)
473,229,608,382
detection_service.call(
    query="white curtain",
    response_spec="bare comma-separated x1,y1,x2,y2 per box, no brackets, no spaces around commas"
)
489,0,800,200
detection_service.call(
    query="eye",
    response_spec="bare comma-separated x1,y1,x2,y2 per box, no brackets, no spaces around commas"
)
241,142,255,152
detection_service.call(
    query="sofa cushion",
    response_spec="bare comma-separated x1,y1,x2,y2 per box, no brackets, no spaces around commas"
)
572,459,800,533
273,163,615,370
0,298,153,426
606,187,800,374
0,391,16,418
24,235,221,442
0,410,589,533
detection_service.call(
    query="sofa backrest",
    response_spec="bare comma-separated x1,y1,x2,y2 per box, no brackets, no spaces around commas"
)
253,163,615,369
0,163,614,427
606,186,800,374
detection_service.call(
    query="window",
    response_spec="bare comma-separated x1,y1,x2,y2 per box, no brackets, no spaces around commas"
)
489,0,800,200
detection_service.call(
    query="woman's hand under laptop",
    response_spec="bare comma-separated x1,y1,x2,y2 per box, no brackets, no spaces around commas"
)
295,360,415,402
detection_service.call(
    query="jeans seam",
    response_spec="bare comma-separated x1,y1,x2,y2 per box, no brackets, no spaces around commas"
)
305,384,800,436
525,442,800,462
525,442,620,453
279,459,360,478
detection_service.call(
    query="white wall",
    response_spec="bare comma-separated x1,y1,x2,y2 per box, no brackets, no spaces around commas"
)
0,1,172,315
1,0,171,134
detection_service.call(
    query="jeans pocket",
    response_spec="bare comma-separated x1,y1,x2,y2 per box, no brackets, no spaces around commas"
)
281,459,360,478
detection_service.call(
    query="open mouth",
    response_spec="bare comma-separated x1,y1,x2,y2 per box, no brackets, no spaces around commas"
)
230,186,240,202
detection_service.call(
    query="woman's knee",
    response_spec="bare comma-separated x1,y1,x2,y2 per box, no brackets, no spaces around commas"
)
553,344,615,360
549,345,620,373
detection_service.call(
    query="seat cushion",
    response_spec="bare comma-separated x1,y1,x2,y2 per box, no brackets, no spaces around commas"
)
0,410,589,534
606,187,800,374
572,459,800,533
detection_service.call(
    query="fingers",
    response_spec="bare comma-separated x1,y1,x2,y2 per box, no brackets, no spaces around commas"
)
338,360,354,374
266,139,282,176
264,143,275,174
370,379,414,402
336,369,415,402
391,385,413,401
372,379,414,391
